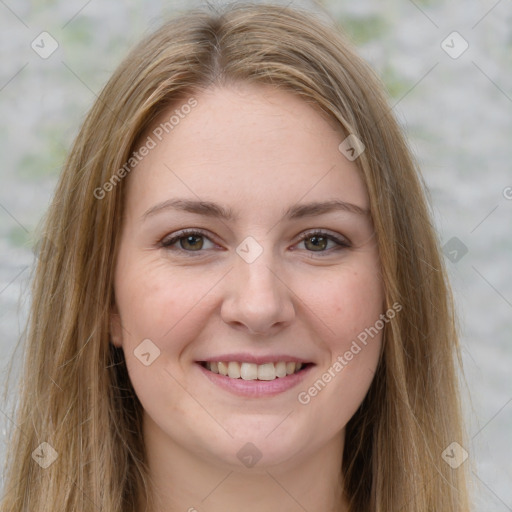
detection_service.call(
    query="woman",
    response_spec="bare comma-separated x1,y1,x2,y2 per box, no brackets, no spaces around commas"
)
0,3,470,511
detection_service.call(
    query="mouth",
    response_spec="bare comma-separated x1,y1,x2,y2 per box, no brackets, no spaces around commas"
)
196,358,315,398
195,352,316,399
198,360,313,381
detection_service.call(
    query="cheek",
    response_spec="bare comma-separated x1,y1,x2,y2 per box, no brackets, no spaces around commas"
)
306,261,384,343
116,264,202,411
115,252,207,340
297,262,383,400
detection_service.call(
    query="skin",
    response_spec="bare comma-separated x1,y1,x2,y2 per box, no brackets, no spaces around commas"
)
110,82,384,512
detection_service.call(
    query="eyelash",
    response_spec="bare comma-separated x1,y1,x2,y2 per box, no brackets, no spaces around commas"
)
159,228,351,256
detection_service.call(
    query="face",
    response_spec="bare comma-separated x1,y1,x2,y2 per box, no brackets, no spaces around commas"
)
110,82,384,472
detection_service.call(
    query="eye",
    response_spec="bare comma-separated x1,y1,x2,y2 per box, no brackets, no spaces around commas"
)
160,229,216,253
159,229,351,256
296,230,351,255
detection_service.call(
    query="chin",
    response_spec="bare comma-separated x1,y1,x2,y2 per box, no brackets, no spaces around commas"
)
200,424,312,472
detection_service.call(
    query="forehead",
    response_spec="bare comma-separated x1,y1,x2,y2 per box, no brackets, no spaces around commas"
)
125,83,369,222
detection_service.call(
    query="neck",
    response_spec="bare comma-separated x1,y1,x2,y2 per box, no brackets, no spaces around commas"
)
140,413,348,512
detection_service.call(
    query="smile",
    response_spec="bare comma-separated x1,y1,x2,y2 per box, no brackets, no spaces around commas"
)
200,361,308,381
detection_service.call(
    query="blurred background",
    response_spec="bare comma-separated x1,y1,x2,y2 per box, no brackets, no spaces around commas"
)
0,0,510,509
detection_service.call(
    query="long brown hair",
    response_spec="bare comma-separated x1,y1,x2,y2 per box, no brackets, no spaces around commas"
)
1,3,470,511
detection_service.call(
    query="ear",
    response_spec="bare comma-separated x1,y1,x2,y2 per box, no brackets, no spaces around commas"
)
109,303,124,348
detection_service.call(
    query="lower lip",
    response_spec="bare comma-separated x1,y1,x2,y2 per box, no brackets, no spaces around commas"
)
196,363,313,398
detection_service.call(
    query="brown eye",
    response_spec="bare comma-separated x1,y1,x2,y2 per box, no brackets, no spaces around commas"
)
161,230,215,253
304,234,329,251
298,231,350,254
179,234,204,251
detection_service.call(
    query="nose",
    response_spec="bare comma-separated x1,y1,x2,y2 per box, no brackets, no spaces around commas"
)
220,250,295,336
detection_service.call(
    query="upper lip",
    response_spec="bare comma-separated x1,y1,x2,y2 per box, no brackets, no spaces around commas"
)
197,353,313,365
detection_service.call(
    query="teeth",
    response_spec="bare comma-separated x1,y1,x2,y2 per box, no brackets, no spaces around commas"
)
258,363,275,380
275,361,287,378
204,361,306,380
227,361,241,379
240,362,258,380
218,361,228,376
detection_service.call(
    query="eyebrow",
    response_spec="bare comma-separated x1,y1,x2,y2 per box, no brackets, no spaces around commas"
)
141,198,370,222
